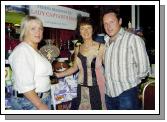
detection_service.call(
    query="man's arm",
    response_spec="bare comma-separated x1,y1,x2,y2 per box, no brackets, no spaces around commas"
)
131,35,151,79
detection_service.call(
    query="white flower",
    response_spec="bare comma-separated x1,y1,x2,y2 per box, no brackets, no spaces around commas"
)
76,43,81,46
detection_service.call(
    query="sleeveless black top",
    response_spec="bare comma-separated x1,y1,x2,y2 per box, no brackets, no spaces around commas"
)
77,44,101,86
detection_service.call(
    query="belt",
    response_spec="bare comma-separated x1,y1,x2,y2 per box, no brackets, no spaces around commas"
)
13,90,50,98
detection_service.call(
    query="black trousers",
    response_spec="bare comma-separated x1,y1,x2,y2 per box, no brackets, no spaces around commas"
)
70,84,102,110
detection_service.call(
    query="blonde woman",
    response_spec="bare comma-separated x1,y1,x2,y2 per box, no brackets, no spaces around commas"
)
9,16,53,110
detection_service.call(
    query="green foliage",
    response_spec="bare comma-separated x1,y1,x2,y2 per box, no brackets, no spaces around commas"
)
5,11,26,24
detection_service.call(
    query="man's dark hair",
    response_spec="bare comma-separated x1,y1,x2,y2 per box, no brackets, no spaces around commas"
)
103,9,121,21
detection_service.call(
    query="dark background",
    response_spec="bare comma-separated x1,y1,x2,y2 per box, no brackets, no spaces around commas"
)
5,5,155,63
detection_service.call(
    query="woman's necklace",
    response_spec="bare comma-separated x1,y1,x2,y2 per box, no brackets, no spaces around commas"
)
83,41,94,48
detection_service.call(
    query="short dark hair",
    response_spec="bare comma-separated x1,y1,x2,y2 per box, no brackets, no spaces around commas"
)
103,9,121,20
77,17,95,30
75,17,96,42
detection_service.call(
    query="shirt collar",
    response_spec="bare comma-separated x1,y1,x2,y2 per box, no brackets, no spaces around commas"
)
118,27,125,36
114,27,125,39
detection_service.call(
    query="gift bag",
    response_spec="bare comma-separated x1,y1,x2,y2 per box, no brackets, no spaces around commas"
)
51,74,78,110
64,74,78,99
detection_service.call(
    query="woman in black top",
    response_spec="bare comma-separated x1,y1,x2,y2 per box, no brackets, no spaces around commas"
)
55,17,105,110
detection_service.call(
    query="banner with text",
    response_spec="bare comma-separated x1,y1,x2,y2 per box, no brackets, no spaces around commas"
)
29,5,89,30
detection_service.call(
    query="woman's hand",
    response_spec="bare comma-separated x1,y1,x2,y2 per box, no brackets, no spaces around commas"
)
23,90,50,110
54,72,64,78
53,61,78,78
54,72,60,78
37,103,49,110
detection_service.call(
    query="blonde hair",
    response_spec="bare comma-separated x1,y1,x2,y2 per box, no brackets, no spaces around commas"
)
19,15,43,41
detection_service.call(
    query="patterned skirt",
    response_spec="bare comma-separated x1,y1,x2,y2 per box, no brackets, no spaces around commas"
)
70,84,102,110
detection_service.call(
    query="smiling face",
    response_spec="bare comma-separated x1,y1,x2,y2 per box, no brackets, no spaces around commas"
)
79,24,93,40
103,12,122,37
24,20,43,44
